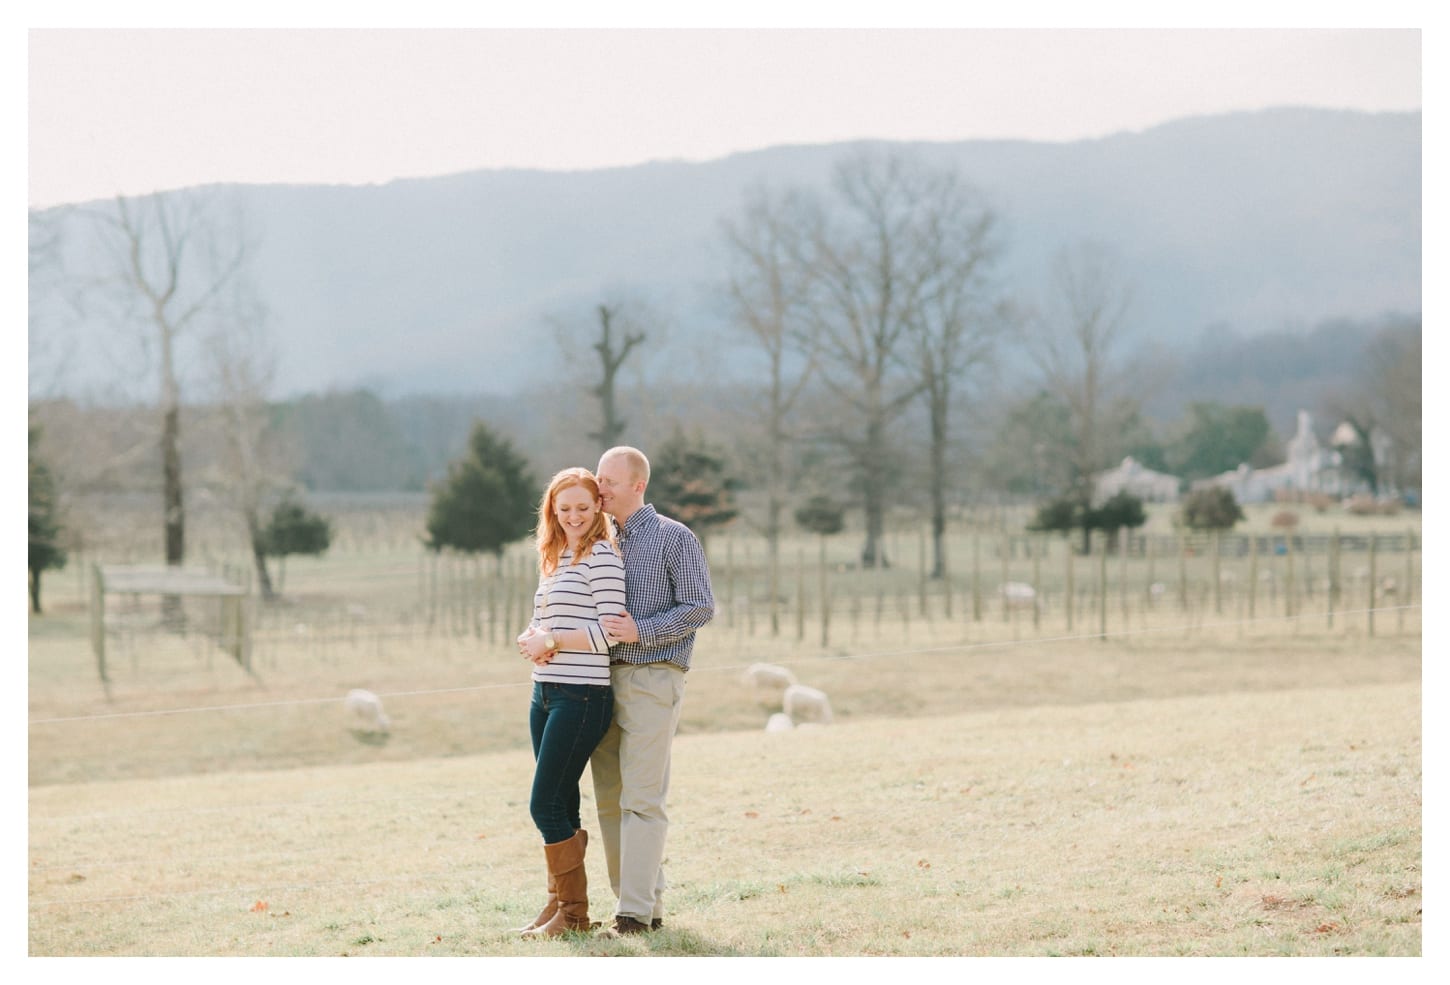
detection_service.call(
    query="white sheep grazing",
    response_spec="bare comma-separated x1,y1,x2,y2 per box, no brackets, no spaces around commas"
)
999,582,1037,608
345,688,390,733
742,662,797,691
764,712,795,733
782,683,833,725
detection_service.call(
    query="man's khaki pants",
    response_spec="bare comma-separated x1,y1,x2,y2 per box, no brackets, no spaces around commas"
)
590,662,686,924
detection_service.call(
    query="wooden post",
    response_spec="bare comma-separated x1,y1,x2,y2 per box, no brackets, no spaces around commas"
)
1178,532,1189,612
1064,540,1075,633
796,546,806,642
1212,529,1222,615
1367,533,1377,637
1000,532,1010,623
1403,526,1414,634
1248,534,1259,622
89,564,108,685
972,534,982,622
1097,532,1108,641
1146,533,1157,606
820,535,830,648
1032,534,1042,631
1328,528,1340,630
1119,527,1129,629
1284,530,1296,620
918,527,928,617
725,536,736,630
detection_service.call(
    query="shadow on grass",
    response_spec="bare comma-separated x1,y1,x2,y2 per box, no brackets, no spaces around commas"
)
560,925,771,957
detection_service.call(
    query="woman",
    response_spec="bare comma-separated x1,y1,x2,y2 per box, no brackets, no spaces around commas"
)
514,467,625,937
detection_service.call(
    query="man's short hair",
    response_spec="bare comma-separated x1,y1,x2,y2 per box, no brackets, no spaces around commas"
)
602,445,651,486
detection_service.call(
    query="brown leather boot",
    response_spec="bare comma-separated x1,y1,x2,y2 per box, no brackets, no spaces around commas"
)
522,830,589,938
515,830,585,934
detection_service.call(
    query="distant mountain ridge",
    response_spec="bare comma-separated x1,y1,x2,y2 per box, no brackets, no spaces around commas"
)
33,107,1421,399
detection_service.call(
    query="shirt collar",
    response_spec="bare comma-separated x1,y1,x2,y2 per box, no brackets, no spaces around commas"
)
621,504,656,540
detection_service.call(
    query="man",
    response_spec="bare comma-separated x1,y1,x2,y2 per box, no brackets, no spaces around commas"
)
591,445,716,935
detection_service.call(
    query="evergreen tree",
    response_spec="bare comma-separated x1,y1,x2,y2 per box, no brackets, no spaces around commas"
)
649,431,739,539
28,425,66,614
425,421,537,561
1028,490,1146,553
260,495,333,593
1087,491,1148,549
1169,402,1273,479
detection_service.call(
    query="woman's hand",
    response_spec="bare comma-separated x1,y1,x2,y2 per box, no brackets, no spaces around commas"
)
518,627,557,664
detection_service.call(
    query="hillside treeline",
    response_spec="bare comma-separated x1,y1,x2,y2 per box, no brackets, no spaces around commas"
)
28,147,1420,587
29,312,1416,498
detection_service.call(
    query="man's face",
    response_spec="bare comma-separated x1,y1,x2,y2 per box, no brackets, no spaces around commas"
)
595,454,640,519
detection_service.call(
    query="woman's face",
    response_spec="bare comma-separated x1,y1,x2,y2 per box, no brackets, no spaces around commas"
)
553,484,600,545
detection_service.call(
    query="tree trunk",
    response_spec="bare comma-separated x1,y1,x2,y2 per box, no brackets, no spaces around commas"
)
589,304,644,448
247,510,276,600
28,568,42,614
928,388,948,579
161,401,186,628
861,416,888,568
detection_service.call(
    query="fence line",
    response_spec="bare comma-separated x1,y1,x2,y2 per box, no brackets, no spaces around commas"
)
31,602,1420,729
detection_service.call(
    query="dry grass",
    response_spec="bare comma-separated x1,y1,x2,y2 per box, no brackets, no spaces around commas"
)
26,509,1424,959
29,679,1420,957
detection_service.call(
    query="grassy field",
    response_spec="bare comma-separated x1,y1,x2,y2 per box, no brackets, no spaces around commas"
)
26,502,1424,959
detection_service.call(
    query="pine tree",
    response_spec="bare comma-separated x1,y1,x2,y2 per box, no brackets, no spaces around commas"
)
425,421,537,561
260,495,333,593
28,425,67,614
648,431,739,540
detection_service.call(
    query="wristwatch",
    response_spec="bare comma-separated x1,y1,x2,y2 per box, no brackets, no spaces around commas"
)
542,632,557,653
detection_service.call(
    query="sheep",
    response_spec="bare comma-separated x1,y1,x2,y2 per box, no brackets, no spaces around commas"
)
998,582,1037,609
344,688,390,735
742,662,797,691
782,683,833,725
764,712,795,733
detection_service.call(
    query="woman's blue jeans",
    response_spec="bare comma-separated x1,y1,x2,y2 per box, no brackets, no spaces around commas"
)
529,682,614,845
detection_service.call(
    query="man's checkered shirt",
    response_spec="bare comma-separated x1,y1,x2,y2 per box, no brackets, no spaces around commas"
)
610,504,715,670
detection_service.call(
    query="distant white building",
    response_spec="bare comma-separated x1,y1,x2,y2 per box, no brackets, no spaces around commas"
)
1094,456,1181,504
1194,410,1346,503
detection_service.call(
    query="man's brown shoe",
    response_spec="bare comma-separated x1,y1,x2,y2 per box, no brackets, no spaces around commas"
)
612,915,651,935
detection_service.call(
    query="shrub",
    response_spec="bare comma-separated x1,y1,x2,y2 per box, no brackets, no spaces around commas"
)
1180,487,1245,531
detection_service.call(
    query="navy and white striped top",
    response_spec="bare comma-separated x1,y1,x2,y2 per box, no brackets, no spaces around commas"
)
530,539,627,686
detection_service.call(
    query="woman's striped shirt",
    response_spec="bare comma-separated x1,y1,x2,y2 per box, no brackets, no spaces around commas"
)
529,539,626,686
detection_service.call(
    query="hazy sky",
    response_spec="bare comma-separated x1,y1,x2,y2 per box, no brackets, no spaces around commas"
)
26,24,1423,208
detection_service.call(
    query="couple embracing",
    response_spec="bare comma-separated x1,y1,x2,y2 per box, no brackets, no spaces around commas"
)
514,445,715,938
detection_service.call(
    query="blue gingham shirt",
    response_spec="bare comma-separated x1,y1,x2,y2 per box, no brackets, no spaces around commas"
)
610,504,715,671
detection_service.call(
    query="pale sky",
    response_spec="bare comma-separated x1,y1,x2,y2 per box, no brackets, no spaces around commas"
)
25,20,1424,209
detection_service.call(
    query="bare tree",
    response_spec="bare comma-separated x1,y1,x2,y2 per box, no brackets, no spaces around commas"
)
795,149,966,567
1327,319,1421,496
903,171,1005,578
719,184,819,631
588,303,645,448
1027,242,1142,505
83,190,249,577
201,276,290,599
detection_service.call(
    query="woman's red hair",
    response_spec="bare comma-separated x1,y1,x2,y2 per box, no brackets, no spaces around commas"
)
534,467,616,576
